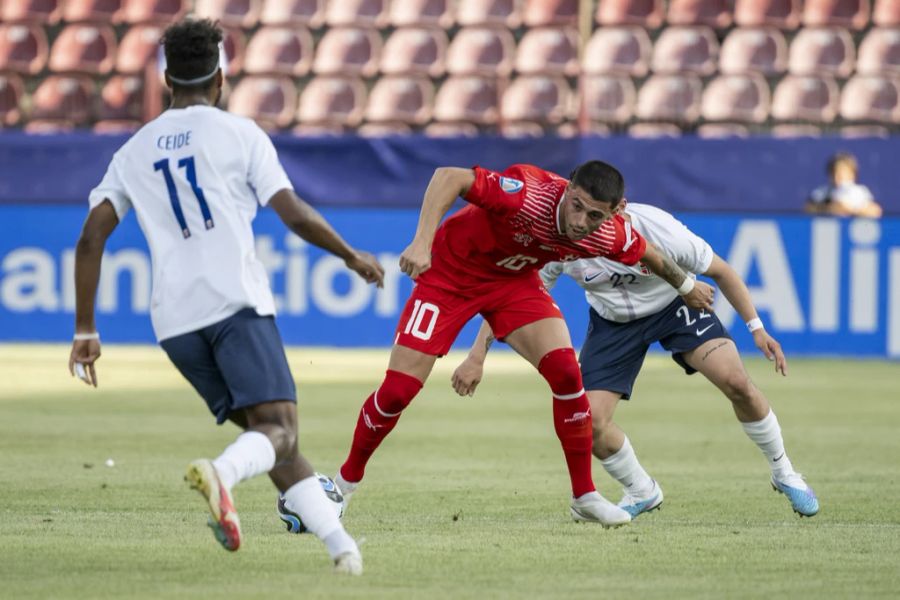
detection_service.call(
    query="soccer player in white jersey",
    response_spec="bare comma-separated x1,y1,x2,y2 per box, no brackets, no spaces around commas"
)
67,19,384,574
452,201,819,518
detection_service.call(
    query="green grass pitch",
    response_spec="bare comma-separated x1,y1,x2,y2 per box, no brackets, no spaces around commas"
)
1,345,898,599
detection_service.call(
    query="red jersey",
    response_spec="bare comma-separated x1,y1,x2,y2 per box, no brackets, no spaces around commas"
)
417,164,647,293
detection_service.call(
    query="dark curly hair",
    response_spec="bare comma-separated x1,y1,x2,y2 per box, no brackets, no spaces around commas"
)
160,19,222,89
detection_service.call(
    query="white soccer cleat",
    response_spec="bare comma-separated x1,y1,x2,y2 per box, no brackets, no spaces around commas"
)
570,491,632,528
617,479,664,519
333,551,363,576
334,472,359,508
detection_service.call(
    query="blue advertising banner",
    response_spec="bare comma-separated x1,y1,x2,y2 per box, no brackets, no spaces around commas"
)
1,205,898,358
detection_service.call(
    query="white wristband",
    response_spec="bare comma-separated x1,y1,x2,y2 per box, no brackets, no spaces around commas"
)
746,318,764,332
74,332,100,341
676,277,695,295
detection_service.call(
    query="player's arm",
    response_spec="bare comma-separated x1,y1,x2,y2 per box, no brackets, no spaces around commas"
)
70,200,120,387
400,167,476,279
270,189,384,287
703,254,787,376
451,319,495,397
640,242,715,311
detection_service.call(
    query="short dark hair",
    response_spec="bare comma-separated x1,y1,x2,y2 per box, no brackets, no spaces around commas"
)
569,160,625,206
160,19,222,91
827,152,858,177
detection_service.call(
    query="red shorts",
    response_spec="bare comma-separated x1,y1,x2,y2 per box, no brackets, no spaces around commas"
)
393,276,563,356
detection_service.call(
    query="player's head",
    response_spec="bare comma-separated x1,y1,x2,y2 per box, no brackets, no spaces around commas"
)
827,152,858,186
160,19,223,103
560,160,625,241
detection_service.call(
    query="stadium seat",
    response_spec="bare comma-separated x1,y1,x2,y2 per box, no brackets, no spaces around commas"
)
501,75,572,124
357,122,413,136
324,0,387,27
220,27,246,76
0,24,48,75
114,0,188,24
99,75,143,121
719,27,788,75
581,122,613,136
522,0,578,26
857,28,900,76
1,0,61,24
313,27,381,77
802,0,870,30
627,122,683,137
515,27,580,76
48,24,117,75
696,123,751,137
194,0,262,28
701,73,770,123
500,121,547,137
260,0,325,27
433,75,500,124
770,124,823,136
788,27,856,77
292,123,346,135
62,0,121,23
635,74,703,123
582,27,652,76
667,0,733,29
244,26,313,76
445,27,516,77
873,0,900,26
596,0,665,29
0,74,24,127
456,0,519,27
380,28,448,77
581,75,636,125
840,75,900,122
296,75,366,126
840,124,891,136
734,0,801,29
388,0,453,28
93,119,142,133
365,76,433,125
227,75,297,130
651,26,719,76
423,121,481,137
30,75,94,124
115,24,164,75
24,119,78,133
770,74,840,122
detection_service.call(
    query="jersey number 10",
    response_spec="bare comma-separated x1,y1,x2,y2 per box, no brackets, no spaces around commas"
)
153,156,215,239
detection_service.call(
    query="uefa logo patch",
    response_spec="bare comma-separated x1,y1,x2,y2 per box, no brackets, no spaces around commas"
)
499,177,524,194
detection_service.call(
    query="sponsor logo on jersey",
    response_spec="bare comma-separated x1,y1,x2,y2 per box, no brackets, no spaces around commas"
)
514,232,533,246
499,177,524,194
583,271,604,283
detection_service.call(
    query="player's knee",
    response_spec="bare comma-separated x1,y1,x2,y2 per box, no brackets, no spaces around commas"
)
374,369,424,415
721,372,754,404
537,347,583,396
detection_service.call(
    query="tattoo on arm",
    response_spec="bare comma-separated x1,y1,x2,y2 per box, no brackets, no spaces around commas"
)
484,334,495,354
658,252,688,288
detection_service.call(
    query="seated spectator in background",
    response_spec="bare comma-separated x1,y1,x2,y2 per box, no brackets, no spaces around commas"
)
806,153,882,218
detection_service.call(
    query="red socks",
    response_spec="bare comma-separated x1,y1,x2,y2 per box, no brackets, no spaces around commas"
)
539,348,596,498
340,369,423,483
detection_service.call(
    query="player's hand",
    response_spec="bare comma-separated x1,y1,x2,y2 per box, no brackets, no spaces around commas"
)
399,240,432,279
682,280,715,312
68,338,101,387
346,251,385,288
753,329,787,376
451,356,484,397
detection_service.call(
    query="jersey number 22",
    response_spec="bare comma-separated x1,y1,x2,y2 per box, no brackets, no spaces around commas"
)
153,156,214,239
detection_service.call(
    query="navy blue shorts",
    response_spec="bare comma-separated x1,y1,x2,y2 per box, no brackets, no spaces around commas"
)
160,308,296,424
579,297,731,400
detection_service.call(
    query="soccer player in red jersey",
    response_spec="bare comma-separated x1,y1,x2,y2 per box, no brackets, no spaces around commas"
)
336,161,715,526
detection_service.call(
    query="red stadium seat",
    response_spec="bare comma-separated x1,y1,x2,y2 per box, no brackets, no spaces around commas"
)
194,0,262,29
582,27,652,76
297,75,366,126
227,75,297,130
840,75,900,123
635,74,703,123
696,123,751,137
522,0,578,26
380,28,448,77
857,28,900,76
719,27,788,75
25,119,78,133
802,0,870,30
30,75,94,124
581,74,636,125
357,122,413,136
115,24,164,75
770,75,840,122
63,0,122,23
651,26,719,76
628,122,683,137
0,24,48,75
734,0,800,29
99,75,143,121
292,123,346,136
114,0,188,24
841,124,891,136
388,0,453,28
48,24,117,75
93,120,142,133
365,76,433,125
221,27,246,76
874,0,900,26
701,73,770,123
770,124,823,136
0,74,24,126
433,75,500,124
446,27,516,77
667,0,733,29
500,121,547,137
260,0,325,27
515,27,580,76
1,0,61,24
456,0,519,27
788,27,855,77
423,121,481,137
244,26,313,76
596,0,665,29
313,27,381,77
324,0,387,27
501,75,572,124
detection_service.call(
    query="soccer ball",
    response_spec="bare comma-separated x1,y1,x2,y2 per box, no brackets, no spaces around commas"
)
276,472,345,534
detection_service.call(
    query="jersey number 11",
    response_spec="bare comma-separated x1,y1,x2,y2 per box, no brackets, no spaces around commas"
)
153,156,215,239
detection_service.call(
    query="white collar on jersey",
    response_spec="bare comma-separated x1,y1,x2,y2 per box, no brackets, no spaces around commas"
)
555,199,564,236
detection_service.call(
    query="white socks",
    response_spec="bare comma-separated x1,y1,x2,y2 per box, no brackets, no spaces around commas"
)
283,476,359,559
212,431,276,491
741,410,794,478
600,435,655,497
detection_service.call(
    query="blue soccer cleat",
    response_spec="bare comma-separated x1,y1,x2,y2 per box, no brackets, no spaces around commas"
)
771,473,819,517
617,480,664,519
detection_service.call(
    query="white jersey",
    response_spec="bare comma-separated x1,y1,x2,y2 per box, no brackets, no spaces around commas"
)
540,203,713,323
89,105,292,341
